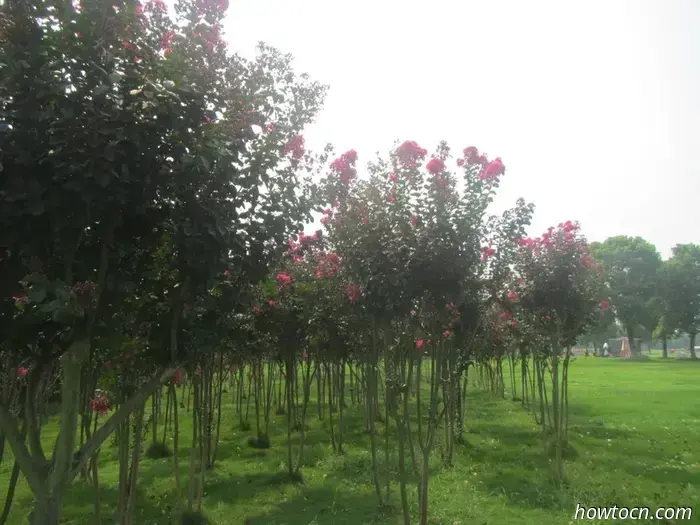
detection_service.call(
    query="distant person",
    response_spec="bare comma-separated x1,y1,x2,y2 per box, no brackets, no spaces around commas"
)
602,342,609,357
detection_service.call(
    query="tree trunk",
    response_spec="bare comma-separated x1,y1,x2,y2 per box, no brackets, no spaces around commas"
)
661,333,668,358
28,496,61,525
626,325,638,355
689,332,697,360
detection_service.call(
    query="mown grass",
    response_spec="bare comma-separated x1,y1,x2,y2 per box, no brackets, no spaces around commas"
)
1,356,699,524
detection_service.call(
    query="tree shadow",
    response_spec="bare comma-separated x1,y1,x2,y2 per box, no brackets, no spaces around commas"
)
9,483,167,525
243,485,393,525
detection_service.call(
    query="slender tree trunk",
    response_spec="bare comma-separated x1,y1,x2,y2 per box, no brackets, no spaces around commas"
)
689,332,697,360
0,459,20,525
626,325,638,356
170,384,183,510
661,333,668,358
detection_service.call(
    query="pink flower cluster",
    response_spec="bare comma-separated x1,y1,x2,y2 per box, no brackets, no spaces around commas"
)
91,391,110,416
500,310,519,328
426,157,445,175
286,231,319,262
517,221,597,271
345,284,361,303
160,30,175,52
171,368,184,386
283,135,305,164
481,246,496,263
276,272,292,287
314,252,341,278
396,140,427,168
330,150,358,185
457,146,505,181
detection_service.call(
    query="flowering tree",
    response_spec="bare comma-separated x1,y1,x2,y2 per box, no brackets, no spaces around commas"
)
511,221,606,484
0,0,325,522
319,141,532,525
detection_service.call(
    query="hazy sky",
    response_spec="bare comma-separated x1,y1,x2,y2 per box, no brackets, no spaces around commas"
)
223,0,699,259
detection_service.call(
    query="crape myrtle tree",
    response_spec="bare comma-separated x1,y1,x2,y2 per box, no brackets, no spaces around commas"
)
511,222,606,485
590,236,662,356
0,0,326,522
319,141,533,525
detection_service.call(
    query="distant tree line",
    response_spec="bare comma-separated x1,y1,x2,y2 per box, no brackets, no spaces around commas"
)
578,236,700,359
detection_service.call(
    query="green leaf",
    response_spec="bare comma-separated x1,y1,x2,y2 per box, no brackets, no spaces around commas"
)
27,288,46,303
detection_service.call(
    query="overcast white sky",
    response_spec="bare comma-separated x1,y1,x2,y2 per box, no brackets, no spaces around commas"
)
223,0,699,259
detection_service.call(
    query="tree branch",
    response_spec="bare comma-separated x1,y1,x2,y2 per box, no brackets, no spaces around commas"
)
0,406,44,493
70,366,178,482
25,364,47,463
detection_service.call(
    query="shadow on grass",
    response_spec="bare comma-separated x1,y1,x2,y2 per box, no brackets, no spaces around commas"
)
244,486,392,525
10,483,168,525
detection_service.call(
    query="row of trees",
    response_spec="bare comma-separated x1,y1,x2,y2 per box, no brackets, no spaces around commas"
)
0,0,695,524
582,237,699,359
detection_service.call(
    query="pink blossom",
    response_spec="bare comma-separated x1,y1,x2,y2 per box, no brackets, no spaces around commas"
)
345,284,361,303
224,269,232,277
329,150,358,184
426,157,445,175
442,330,452,339
463,146,479,164
388,173,398,182
481,246,496,262
507,290,518,302
172,368,184,386
456,158,465,167
276,272,292,287
17,367,28,378
362,217,369,224
600,300,609,310
416,339,425,350
410,215,418,227
479,158,505,181
90,392,110,416
342,149,358,164
283,135,305,164
268,299,279,307
396,140,427,165
13,296,28,305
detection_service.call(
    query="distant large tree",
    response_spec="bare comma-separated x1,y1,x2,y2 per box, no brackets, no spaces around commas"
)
579,310,619,354
591,236,662,356
663,244,700,360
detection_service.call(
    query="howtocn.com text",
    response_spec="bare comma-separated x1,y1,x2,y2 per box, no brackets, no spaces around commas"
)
574,504,693,521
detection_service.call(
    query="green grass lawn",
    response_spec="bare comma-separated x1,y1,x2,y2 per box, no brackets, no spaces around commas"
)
1,357,699,524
